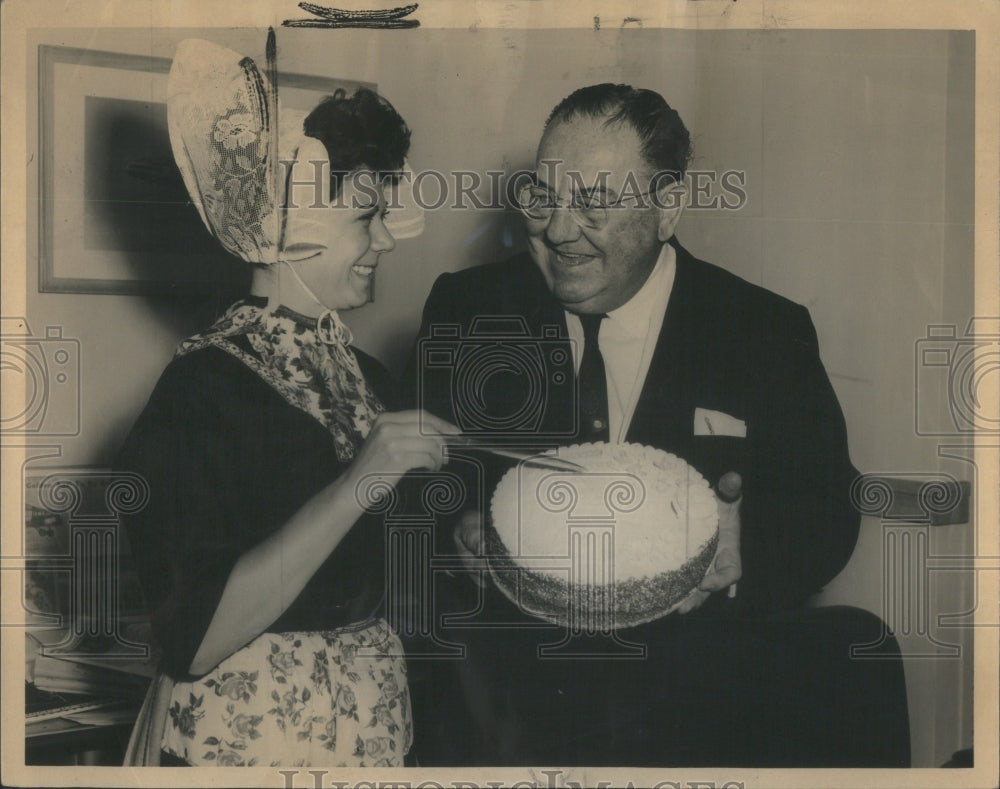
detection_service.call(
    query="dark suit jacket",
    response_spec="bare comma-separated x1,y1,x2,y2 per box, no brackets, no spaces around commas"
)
406,236,860,613
399,237,893,766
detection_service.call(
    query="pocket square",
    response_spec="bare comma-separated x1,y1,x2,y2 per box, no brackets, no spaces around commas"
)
694,408,746,437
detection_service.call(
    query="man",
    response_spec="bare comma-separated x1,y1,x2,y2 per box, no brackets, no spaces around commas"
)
403,84,910,766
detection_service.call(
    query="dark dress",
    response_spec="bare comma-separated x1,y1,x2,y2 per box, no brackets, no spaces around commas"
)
116,327,414,766
117,341,399,680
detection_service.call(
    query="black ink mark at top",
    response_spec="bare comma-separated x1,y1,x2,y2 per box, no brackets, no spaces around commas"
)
594,16,601,31
622,17,643,28
283,2,420,29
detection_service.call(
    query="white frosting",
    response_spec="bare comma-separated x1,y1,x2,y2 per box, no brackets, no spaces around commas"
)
490,443,718,582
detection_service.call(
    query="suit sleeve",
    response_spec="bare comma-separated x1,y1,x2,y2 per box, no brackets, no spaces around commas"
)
400,270,460,418
738,305,861,612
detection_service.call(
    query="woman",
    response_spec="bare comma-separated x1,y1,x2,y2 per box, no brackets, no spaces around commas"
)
117,38,456,767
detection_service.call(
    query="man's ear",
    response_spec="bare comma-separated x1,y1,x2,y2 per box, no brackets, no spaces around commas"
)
656,180,687,242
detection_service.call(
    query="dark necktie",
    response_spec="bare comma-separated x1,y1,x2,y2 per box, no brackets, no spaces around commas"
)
577,312,610,443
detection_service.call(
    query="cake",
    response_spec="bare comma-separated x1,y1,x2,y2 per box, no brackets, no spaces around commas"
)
486,442,719,629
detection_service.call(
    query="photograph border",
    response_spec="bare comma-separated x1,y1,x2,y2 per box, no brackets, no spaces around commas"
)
3,2,998,789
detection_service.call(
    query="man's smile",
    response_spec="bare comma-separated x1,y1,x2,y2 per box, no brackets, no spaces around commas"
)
550,249,598,267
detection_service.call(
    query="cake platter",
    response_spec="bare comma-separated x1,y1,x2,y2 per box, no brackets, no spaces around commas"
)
485,442,719,630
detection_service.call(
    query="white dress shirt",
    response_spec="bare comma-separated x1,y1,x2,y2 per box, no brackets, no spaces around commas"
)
564,243,676,444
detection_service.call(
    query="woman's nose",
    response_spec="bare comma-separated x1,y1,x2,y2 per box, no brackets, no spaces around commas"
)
372,217,396,253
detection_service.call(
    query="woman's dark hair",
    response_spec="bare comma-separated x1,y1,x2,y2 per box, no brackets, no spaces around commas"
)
302,87,411,197
545,83,692,179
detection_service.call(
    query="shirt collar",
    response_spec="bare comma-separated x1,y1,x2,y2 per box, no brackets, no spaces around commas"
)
605,243,676,338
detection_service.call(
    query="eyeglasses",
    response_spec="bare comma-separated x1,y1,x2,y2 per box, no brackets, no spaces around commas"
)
514,183,661,230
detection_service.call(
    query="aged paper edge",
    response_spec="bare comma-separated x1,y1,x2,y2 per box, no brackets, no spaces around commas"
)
1,1,997,788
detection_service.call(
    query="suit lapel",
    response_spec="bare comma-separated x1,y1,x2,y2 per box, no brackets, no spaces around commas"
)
626,237,702,452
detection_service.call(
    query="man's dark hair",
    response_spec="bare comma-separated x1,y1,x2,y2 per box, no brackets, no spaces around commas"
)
303,87,411,197
545,83,692,179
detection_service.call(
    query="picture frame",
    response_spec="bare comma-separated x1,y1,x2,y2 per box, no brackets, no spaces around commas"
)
36,44,373,296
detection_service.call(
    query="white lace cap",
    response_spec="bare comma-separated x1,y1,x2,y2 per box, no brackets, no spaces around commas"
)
168,39,281,264
168,39,422,265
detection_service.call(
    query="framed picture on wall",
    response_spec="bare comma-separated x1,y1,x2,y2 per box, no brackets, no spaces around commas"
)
36,44,372,296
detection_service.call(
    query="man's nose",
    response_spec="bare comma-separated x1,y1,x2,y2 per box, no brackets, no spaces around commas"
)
544,206,582,245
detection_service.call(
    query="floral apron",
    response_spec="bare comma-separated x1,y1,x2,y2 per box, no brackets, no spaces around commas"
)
160,619,412,767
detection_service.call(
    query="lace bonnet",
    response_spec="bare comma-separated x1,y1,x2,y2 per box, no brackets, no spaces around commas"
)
166,35,422,266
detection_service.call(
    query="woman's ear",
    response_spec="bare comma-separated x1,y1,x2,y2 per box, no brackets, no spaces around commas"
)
656,179,687,242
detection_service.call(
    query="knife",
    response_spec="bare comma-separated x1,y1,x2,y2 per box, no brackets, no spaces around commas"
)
444,438,585,473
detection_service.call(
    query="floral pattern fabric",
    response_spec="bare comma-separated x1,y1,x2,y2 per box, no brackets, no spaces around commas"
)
176,300,384,462
167,39,280,264
162,620,412,767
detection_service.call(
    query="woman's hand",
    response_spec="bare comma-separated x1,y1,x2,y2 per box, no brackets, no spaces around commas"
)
348,410,461,486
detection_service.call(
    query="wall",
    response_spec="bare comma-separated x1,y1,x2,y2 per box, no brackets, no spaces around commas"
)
21,27,975,767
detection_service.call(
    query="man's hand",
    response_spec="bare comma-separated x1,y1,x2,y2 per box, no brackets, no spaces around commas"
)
673,471,743,614
453,510,487,587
